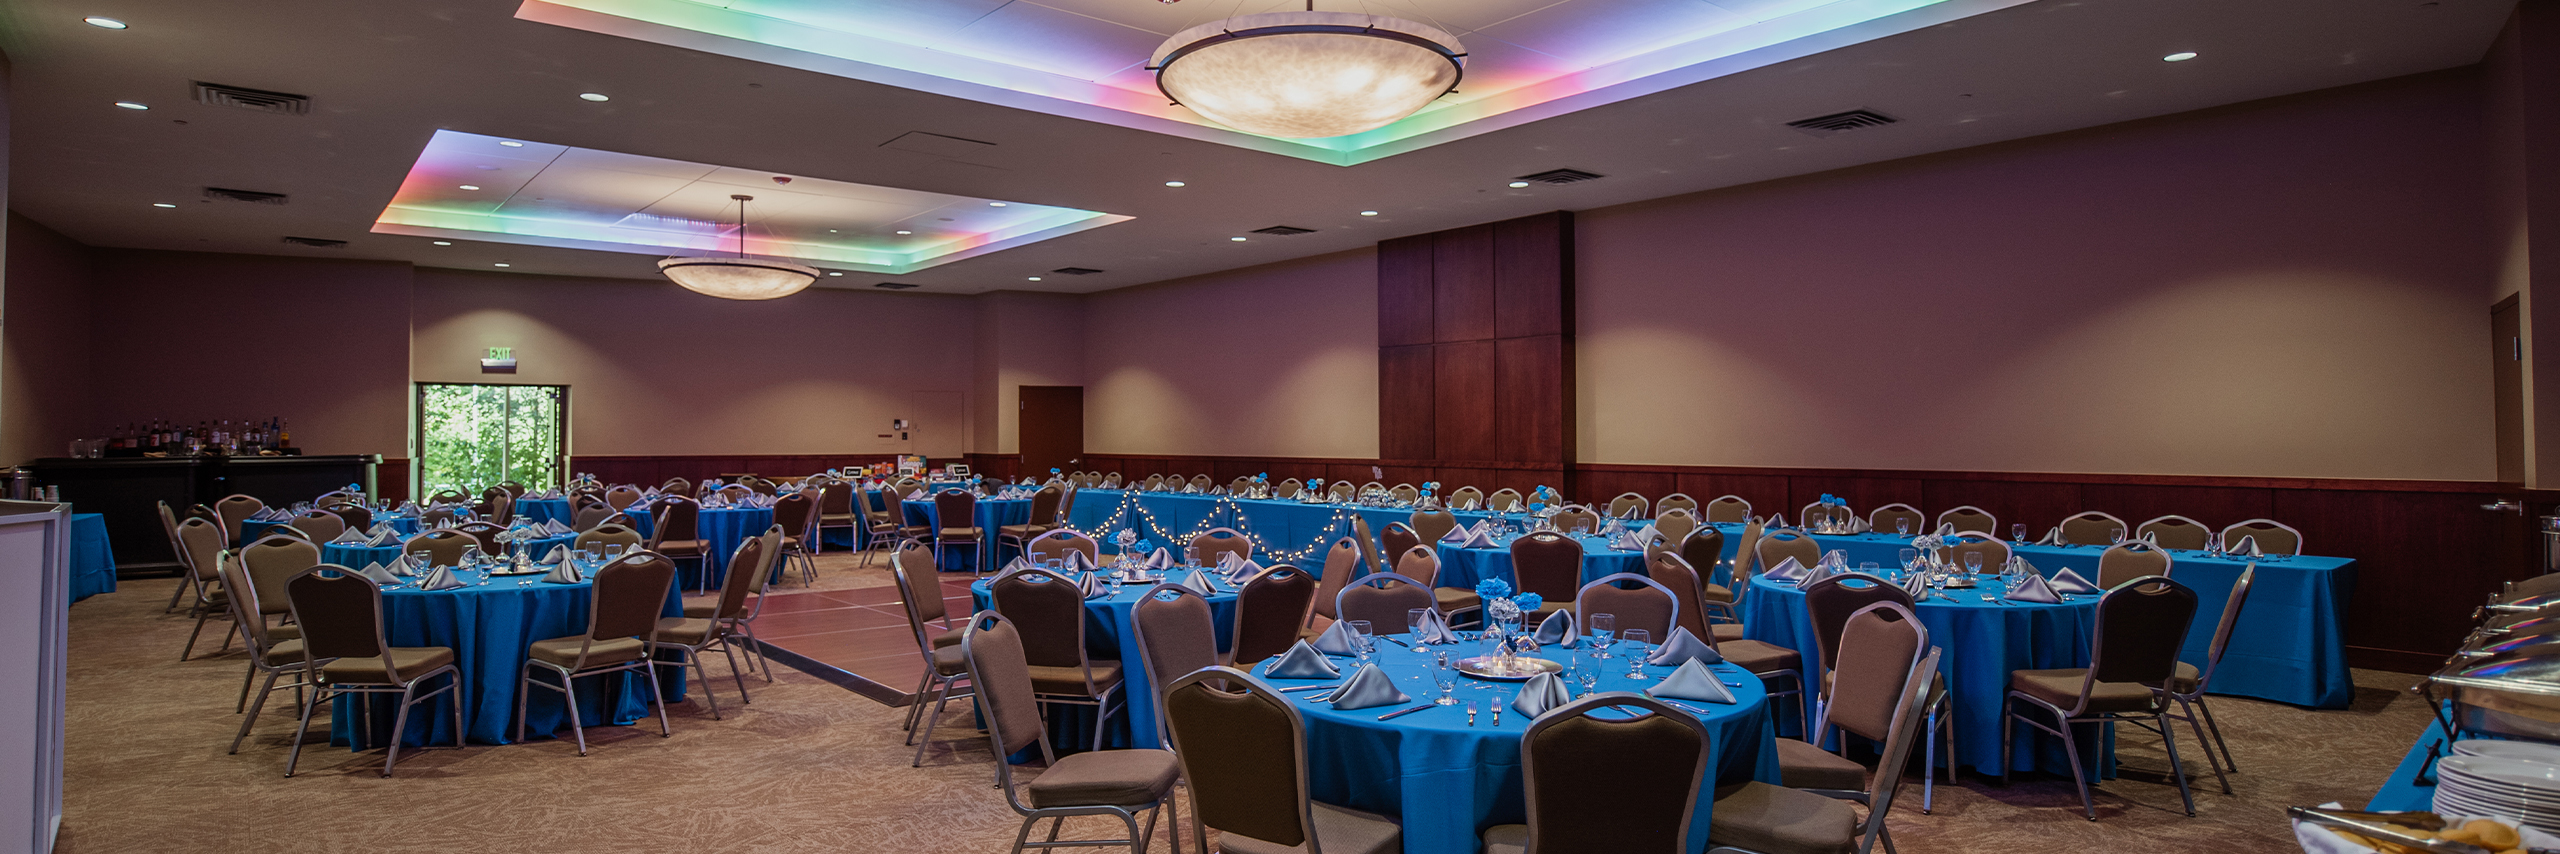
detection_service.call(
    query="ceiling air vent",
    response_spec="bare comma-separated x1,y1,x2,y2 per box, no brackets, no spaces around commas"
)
1051,267,1105,276
192,82,311,116
1514,168,1604,186
204,187,288,205
1250,226,1316,236
1786,109,1898,137
874,282,922,290
279,236,344,248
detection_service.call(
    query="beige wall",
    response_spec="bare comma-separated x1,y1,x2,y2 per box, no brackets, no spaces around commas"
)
1579,70,2497,481
1084,249,1380,459
1,215,90,465
973,291,1085,454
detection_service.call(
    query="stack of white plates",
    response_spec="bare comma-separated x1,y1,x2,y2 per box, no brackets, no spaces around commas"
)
2437,743,2560,833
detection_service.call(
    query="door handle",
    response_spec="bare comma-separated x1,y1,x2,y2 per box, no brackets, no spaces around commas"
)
2484,499,2525,515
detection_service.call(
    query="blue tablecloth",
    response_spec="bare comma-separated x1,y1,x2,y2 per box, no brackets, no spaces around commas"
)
1258,637,1781,854
332,564,685,749
970,576,1241,751
1434,532,1648,594
1710,524,2357,709
238,518,287,546
905,497,1033,571
2370,716,2451,811
322,533,577,570
244,513,422,546
621,506,774,589
515,497,573,526
1063,489,1510,573
1744,574,2110,776
68,513,114,603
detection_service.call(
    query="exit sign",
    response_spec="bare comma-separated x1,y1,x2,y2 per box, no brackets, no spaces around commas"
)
480,346,518,374
487,347,512,360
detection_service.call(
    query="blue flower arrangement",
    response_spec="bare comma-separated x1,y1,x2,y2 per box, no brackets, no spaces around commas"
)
1475,577,1511,600
1515,592,1543,612
1819,493,1846,507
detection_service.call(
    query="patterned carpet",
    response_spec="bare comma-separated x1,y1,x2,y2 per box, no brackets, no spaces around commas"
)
59,553,2434,853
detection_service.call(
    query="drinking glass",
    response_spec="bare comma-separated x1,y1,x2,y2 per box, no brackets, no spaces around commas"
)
1898,548,1918,571
1408,608,1429,645
1431,653,1457,705
1896,518,1911,537
1574,659,1600,696
1858,561,1879,577
2111,529,2127,546
1622,629,1652,679
1589,614,1616,659
1348,621,1374,664
1963,552,1984,576
2012,523,2027,543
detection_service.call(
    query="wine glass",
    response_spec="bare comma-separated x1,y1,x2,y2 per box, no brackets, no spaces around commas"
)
1348,620,1374,664
2012,523,2027,544
1622,629,1652,679
1589,614,1616,659
1431,653,1458,705
1963,551,1984,577
1858,561,1879,577
1896,518,1911,537
1408,608,1429,647
1574,657,1600,696
1898,548,1918,572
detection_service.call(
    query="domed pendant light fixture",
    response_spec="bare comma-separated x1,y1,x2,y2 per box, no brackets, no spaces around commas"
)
657,194,819,300
1150,3,1465,139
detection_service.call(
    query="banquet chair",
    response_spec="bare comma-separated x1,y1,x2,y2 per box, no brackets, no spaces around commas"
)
418,505,464,528
2136,515,2213,550
1607,492,1650,519
1510,532,1584,621
654,534,773,721
172,519,232,656
2058,511,2129,546
453,520,506,552
772,491,820,586
1130,582,1221,746
934,489,988,575
403,529,474,568
1654,508,1700,546
1754,531,1820,575
1335,572,1435,632
1189,474,1214,491
1102,472,1124,488
1397,545,1479,624
817,481,860,552
1191,528,1253,567
2002,575,2202,820
570,483,606,500
684,527,786,683
1028,529,1101,567
575,524,644,554
2096,542,2173,588
1938,535,2010,574
1163,667,1401,854
862,488,919,568
1800,579,1955,809
570,502,615,533
428,489,470,506
515,553,676,755
1408,508,1457,548
998,485,1067,561
1866,504,1924,538
1302,537,1363,639
1231,476,1259,495
1648,552,1720,644
1349,515,1387,578
2165,565,2255,794
1575,573,1678,639
1274,477,1303,499
1656,493,1700,516
1548,506,1600,534
714,483,753,502
1389,483,1420,504
281,566,463,778
747,477,779,496
1057,486,1081,531
214,494,265,544
1799,502,1852,529
1677,529,1738,628
1144,474,1167,493
892,542,975,764
1329,481,1358,502
1694,583,1810,734
966,612,1186,854
1484,693,1709,854
159,501,198,613
646,496,712,587
240,534,321,631
990,568,1126,752
321,502,373,535
661,477,693,497
1935,506,1998,536
1447,486,1485,511
1377,523,1421,571
2220,519,2302,555
263,525,314,542
606,485,644,510
1233,565,1318,665
894,476,925,497
1703,495,1752,524
218,554,311,755
480,487,515,525
1708,648,1937,854
498,480,527,497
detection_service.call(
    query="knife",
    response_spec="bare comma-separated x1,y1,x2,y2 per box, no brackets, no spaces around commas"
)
1278,683,1341,693
1377,703,1439,721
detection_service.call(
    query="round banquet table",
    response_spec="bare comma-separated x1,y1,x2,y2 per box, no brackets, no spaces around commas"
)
1433,531,1648,593
1254,638,1781,854
68,512,115,603
330,562,685,749
905,496,1034,571
1741,573,2111,778
969,574,1240,752
514,496,574,526
245,513,422,546
619,505,774,589
322,532,577,569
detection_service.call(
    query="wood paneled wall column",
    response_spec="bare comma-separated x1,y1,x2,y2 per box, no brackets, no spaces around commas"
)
1378,212,1574,489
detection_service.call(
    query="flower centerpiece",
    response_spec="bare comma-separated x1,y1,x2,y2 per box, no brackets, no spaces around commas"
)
1307,479,1327,504
1115,528,1139,569
1812,493,1849,534
1253,472,1270,499
1419,481,1441,509
1473,578,1544,657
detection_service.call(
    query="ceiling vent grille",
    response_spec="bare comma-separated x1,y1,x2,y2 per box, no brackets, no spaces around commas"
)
279,236,344,248
1250,226,1316,236
1514,168,1604,185
1786,109,1898,137
204,187,288,205
192,82,311,116
1051,267,1105,275
874,282,921,290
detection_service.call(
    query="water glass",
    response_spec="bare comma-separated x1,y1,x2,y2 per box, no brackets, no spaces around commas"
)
1858,561,1879,577
1574,659,1600,696
1589,614,1616,659
1963,552,1984,576
1407,608,1429,645
2012,523,2027,543
1347,621,1374,663
1896,518,1911,537
1898,548,1918,571
1622,630,1652,679
1431,653,1457,705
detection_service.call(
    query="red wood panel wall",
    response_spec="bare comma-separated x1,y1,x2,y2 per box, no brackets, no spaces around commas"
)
1379,211,1574,484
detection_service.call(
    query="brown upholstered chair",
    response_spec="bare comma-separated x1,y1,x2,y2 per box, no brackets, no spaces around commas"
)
991,568,1125,752
962,611,1186,854
1027,529,1101,566
1329,481,1359,502
403,529,474,568
1377,523,1421,571
771,491,820,586
1162,667,1402,854
1142,474,1167,492
214,493,266,544
863,487,923,567
646,496,711,587
1933,535,2007,575
1548,506,1601,534
1866,503,1925,538
1696,577,1810,734
2165,566,2254,795
1710,647,1938,854
1935,505,1998,537
1130,582,1222,746
323,502,374,534
1677,528,1736,623
1575,573,1678,640
997,484,1066,562
1335,572,1434,633
1754,530,1820,575
1189,474,1214,491
1396,544,1480,623
570,501,616,532
2096,542,2173,588
1388,483,1420,504
574,524,644,554
173,516,234,659
452,520,506,552
1510,532,1584,621
1483,694,1709,854
515,553,676,754
1798,576,1954,809
1192,527,1254,567
687,527,784,681
1486,488,1524,512
1655,493,1700,517
2219,518,2302,555
428,489,471,506
2003,575,2202,820
282,566,463,777
2057,511,2129,546
653,532,771,720
1447,486,1485,511
239,534,320,627
1653,508,1700,546
218,552,312,755
2134,515,2213,551
1233,565,1318,665
1274,477,1303,499
1409,508,1457,548
159,501,194,613
892,542,976,765
480,487,515,525
816,481,859,551
1703,495,1752,524
1647,552,1717,644
605,485,644,510
932,489,987,575
498,480,527,498
418,504,464,528
1302,537,1363,639
1606,492,1650,519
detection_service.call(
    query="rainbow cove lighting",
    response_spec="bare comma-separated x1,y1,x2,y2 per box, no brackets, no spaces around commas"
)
1151,11,1465,139
371,131,1131,276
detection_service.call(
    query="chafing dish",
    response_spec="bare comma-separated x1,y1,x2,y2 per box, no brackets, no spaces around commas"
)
2424,647,2560,742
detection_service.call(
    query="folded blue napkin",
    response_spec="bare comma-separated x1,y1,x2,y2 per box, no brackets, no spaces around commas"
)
1224,558,1263,584
1510,672,1574,719
2049,567,2100,595
1646,627,1723,667
1330,664,1410,711
1264,641,1341,679
1181,570,1217,596
1150,548,1175,569
1310,620,1359,656
2236,535,2263,558
1077,572,1104,599
417,566,468,591
355,562,400,585
1413,607,1461,645
1535,609,1578,647
1065,550,1095,572
1762,556,1809,584
1902,569,1929,601
2008,571,2062,604
538,545,569,565
1648,659,1737,704
541,560,583,584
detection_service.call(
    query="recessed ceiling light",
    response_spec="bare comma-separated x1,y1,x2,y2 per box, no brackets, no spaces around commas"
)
1230,236,1248,242
989,202,1008,207
458,185,481,191
1027,276,1043,281
151,203,176,208
83,16,127,29
498,140,525,147
494,263,512,267
113,101,148,110
895,230,913,235
432,240,452,245
827,229,838,233
2163,51,2199,62
1507,181,1530,188
578,93,610,102
827,271,843,277
1164,181,1186,187
1360,210,1378,216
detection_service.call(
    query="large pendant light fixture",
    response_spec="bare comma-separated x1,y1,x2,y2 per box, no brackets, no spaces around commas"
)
657,194,819,300
1150,5,1465,139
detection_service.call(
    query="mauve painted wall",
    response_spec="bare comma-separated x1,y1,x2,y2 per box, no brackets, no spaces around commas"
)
1575,70,2499,481
974,291,1084,454
408,268,976,457
1084,248,1379,458
1,215,92,464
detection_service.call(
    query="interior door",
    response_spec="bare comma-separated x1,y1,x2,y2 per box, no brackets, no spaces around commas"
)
1019,386,1085,476
2490,295,2538,579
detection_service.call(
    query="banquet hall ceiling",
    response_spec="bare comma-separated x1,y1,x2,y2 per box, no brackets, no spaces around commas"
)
0,0,2517,295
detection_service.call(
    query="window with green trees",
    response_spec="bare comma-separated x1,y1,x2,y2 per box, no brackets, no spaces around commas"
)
416,383,566,495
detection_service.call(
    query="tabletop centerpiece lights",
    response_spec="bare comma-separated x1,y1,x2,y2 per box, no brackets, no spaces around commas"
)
1149,1,1467,139
657,194,819,300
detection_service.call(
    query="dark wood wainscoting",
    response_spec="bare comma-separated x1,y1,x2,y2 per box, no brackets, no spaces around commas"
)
564,453,1026,488
1076,452,2539,677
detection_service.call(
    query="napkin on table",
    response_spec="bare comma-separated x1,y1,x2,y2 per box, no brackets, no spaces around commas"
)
329,528,368,545
2049,568,2101,595
1149,548,1175,570
1647,627,1725,667
1413,608,1461,645
541,560,584,584
538,545,570,565
1534,609,1578,648
355,562,401,585
367,529,398,547
1902,570,1930,601
1762,556,1809,584
1225,559,1264,584
2036,527,2062,545
1439,524,1471,544
1181,570,1218,596
1263,641,1342,679
1510,672,1574,719
416,566,469,591
1649,659,1738,704
1077,572,1105,599
2008,572,2062,604
1310,620,1360,656
393,553,424,577
1330,663,1411,711
1461,527,1498,548
2237,535,2263,558
1064,550,1095,572
998,556,1031,577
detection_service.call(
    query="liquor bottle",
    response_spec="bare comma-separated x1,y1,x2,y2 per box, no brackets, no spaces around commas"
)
278,419,293,451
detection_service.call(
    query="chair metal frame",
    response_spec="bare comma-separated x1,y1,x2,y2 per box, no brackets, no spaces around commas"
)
971,609,1185,854
1935,505,1998,537
513,554,676,754
2000,575,2201,821
217,551,314,755
281,566,466,778
2162,565,2255,794
990,567,1127,753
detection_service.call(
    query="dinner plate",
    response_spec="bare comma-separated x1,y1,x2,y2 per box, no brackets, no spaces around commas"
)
1456,656,1562,680
2456,740,2560,768
487,567,550,576
2442,755,2560,791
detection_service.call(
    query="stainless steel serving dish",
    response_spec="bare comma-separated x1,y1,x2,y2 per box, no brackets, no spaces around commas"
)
2426,647,2560,741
